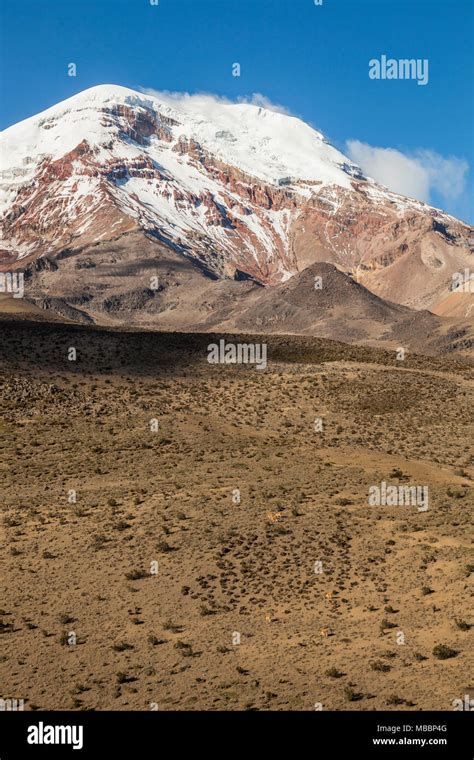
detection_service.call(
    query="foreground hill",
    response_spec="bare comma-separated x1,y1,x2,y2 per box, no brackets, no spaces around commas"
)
10,230,472,357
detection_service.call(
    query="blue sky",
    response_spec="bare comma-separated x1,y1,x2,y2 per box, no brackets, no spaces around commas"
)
1,0,473,222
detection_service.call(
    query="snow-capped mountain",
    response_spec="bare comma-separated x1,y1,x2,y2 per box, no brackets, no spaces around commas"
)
0,84,472,310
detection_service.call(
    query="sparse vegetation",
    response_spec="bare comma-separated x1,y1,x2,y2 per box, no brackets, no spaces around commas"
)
454,618,471,631
344,686,363,702
124,568,148,581
112,642,133,652
326,667,344,678
387,694,405,706
432,644,458,660
1,321,471,711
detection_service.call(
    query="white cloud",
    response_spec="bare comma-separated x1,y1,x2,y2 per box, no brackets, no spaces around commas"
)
138,88,469,210
140,87,294,116
242,93,293,115
346,139,468,204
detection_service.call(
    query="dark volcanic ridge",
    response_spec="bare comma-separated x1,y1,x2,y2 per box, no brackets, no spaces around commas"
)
12,230,473,358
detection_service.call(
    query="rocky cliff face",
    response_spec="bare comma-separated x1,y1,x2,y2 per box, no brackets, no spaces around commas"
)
1,84,472,311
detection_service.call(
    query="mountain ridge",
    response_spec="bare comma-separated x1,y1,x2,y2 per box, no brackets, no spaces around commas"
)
0,84,472,334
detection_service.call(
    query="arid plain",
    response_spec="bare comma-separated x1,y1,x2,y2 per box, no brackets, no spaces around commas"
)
0,310,472,711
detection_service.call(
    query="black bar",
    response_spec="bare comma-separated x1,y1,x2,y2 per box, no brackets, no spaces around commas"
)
0,711,472,758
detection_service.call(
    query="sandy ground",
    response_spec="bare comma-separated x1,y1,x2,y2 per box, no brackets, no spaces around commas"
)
0,318,472,711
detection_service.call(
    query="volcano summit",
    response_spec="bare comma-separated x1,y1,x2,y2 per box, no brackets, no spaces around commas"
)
0,85,472,347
